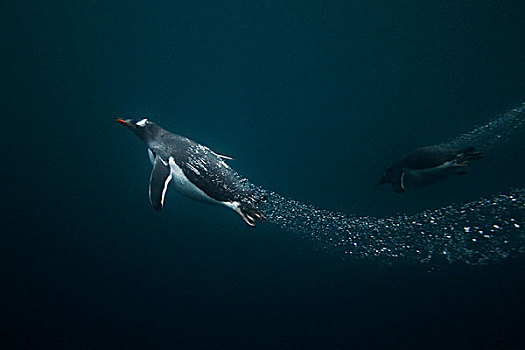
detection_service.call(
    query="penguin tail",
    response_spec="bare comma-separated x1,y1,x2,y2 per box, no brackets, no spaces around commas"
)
236,203,266,227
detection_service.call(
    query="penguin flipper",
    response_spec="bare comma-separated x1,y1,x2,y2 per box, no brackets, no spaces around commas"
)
149,156,172,211
392,171,406,193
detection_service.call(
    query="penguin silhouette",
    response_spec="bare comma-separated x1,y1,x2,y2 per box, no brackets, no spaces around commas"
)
377,145,482,193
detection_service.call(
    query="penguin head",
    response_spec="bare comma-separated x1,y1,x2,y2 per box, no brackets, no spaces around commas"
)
115,118,162,144
377,167,394,186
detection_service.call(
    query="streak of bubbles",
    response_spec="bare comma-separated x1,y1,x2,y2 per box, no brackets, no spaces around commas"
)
445,102,525,151
253,102,525,265
259,189,525,265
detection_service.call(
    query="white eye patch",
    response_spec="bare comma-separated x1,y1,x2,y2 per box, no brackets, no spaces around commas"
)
136,118,148,127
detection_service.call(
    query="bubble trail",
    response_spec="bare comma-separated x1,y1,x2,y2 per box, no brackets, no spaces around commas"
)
254,102,525,265
260,189,525,265
445,102,525,151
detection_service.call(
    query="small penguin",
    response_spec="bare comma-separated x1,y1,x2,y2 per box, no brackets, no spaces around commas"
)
377,145,482,193
115,118,265,226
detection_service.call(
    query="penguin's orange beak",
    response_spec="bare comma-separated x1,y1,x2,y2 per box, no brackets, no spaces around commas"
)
115,118,129,126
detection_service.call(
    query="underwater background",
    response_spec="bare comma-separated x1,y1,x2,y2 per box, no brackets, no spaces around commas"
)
3,0,525,348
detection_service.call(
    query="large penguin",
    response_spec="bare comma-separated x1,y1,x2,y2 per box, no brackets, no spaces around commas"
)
115,118,265,226
377,145,482,193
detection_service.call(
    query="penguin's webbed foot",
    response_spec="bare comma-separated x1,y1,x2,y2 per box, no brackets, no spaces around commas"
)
453,160,470,167
236,204,266,227
457,147,483,163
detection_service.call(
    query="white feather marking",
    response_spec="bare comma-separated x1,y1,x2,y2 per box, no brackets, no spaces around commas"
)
225,201,240,210
161,171,173,207
136,118,148,127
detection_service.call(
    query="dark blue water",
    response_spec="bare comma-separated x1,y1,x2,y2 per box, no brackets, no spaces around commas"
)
3,1,525,348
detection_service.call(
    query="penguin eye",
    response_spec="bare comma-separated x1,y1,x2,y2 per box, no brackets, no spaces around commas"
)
135,118,148,127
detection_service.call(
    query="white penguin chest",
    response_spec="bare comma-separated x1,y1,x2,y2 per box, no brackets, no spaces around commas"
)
403,160,457,189
168,157,219,204
406,161,456,179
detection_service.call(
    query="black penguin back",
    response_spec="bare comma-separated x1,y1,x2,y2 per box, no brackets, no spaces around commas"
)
399,145,461,169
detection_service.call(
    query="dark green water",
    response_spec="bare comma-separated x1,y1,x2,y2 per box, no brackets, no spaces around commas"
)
3,1,525,348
